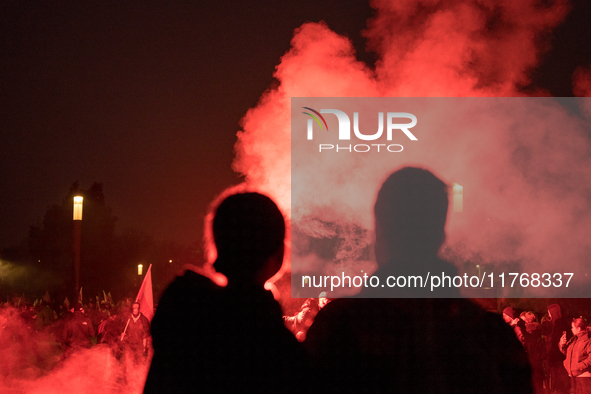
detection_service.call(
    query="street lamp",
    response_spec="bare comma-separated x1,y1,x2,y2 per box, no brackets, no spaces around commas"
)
73,196,83,220
73,196,83,298
138,264,143,276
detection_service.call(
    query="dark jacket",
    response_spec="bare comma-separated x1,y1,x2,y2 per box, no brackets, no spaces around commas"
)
62,311,95,349
560,331,591,377
512,319,527,346
124,312,150,346
98,315,123,346
35,305,56,331
144,269,307,393
305,297,532,394
542,304,570,367
523,322,546,369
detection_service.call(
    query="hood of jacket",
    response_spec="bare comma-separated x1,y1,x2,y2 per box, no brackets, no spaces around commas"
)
548,304,563,324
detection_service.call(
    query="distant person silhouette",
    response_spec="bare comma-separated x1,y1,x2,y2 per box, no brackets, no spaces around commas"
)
144,192,306,393
61,303,95,358
305,167,532,394
543,303,571,394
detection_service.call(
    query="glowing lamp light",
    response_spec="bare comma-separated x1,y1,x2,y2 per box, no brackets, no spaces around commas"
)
452,183,463,213
73,196,83,220
138,264,143,276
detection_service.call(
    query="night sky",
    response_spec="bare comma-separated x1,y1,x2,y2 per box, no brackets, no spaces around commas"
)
1,0,590,250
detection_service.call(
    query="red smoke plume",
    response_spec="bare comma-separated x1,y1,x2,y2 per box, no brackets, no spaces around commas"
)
232,0,591,295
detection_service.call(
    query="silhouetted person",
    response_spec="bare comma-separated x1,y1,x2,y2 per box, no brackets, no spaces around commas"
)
305,167,532,394
97,308,124,358
522,311,546,394
121,302,151,364
61,303,95,358
35,300,56,331
543,303,571,394
503,306,526,346
144,192,306,393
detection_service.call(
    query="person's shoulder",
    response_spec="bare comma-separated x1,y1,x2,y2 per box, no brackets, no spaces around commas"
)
152,265,225,327
161,265,223,301
174,265,224,290
318,297,415,319
456,300,504,326
315,298,359,318
308,298,374,333
428,298,509,334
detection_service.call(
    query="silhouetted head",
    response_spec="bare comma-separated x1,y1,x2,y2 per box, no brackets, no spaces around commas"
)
374,167,448,265
213,192,285,285
74,303,84,315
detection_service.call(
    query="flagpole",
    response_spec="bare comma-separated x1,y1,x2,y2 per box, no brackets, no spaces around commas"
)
121,318,131,341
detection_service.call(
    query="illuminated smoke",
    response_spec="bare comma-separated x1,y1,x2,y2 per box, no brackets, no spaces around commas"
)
232,0,591,294
365,0,570,96
0,307,149,393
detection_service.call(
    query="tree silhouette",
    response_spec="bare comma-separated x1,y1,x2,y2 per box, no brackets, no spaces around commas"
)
3,181,202,304
28,182,117,299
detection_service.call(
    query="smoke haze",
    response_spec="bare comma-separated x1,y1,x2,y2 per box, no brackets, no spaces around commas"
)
232,0,591,296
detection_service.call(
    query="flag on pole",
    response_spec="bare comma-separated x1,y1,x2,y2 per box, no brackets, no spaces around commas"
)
135,263,154,321
43,290,51,304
